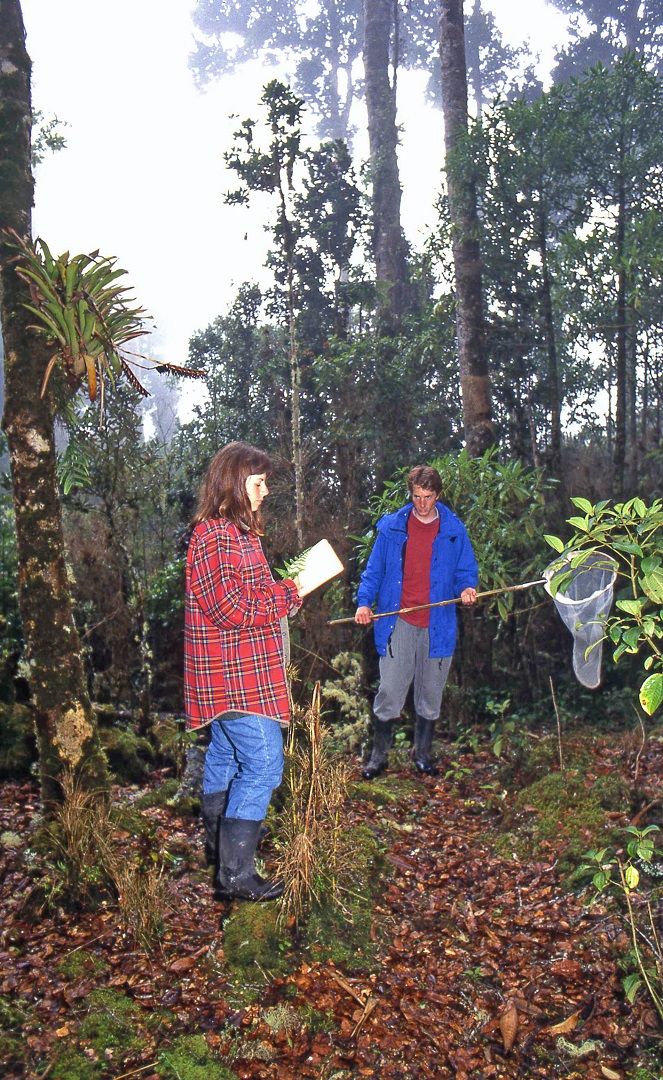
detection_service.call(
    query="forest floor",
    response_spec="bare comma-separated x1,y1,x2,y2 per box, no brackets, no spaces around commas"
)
1,727,663,1079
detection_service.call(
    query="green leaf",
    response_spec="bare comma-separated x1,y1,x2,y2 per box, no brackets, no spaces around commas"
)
623,973,642,1004
616,599,644,616
544,534,565,553
640,567,663,604
612,541,644,555
570,497,594,514
624,865,640,889
640,673,663,717
592,870,609,890
568,515,590,531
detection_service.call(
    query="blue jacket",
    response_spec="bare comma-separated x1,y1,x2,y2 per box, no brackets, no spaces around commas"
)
356,502,478,657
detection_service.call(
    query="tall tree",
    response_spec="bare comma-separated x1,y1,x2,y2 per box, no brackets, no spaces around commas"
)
0,0,108,808
570,56,663,493
190,0,363,142
550,0,662,82
438,0,494,455
362,0,410,330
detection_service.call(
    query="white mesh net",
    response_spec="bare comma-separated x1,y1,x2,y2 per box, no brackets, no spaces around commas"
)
544,552,618,689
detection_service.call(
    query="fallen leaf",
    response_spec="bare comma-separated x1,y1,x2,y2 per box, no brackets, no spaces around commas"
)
545,1008,581,1035
499,999,518,1053
600,1067,622,1079
168,956,196,973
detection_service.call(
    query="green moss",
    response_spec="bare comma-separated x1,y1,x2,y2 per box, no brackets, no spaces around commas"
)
50,1045,103,1079
0,1034,25,1065
222,902,291,983
156,1034,238,1079
0,994,28,1067
349,775,422,806
500,735,592,788
295,1003,335,1034
592,773,631,812
56,948,110,981
507,769,621,871
133,778,180,809
78,988,143,1054
100,726,153,783
303,824,384,971
0,702,36,778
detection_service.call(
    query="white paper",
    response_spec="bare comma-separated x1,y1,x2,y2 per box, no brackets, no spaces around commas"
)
292,539,344,598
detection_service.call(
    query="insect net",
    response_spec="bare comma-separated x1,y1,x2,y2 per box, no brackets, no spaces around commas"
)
543,552,617,689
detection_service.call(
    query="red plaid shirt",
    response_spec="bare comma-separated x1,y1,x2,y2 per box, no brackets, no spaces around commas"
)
184,518,299,729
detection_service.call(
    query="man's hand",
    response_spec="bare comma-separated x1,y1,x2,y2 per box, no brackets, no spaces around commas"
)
354,605,374,625
460,587,477,606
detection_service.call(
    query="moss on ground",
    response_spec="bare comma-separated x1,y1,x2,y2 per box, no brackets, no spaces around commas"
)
349,774,422,807
0,993,29,1069
497,768,627,872
133,778,181,809
51,1045,103,1079
78,988,143,1055
303,823,385,971
157,1034,238,1079
222,901,292,988
100,726,154,783
56,948,110,981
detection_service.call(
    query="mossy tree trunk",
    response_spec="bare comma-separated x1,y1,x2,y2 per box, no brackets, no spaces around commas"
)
0,0,109,811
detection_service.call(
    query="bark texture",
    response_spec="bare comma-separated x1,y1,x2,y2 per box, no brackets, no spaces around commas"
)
0,0,108,809
363,0,410,329
439,0,494,455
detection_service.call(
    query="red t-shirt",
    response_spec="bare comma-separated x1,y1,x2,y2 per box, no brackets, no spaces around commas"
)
400,512,438,627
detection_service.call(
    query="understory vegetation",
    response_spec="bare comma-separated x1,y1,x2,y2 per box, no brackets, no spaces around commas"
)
1,0,662,1075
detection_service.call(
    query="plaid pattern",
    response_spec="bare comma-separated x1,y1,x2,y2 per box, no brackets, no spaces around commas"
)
184,518,299,729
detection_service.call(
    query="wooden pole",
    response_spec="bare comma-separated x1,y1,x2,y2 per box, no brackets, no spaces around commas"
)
327,578,546,626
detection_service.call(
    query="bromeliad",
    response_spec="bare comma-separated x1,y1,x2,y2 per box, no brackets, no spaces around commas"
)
5,228,205,406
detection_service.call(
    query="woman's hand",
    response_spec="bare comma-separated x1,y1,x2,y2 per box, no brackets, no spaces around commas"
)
354,605,373,625
460,587,477,606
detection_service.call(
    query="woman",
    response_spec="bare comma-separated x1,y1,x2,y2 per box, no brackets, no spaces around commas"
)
184,441,301,901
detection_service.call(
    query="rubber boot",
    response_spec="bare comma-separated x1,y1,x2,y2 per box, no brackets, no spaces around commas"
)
362,719,395,780
413,713,439,776
216,817,283,902
201,790,228,866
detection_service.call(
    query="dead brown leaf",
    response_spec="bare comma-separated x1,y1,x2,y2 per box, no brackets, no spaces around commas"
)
499,999,518,1053
168,956,196,974
545,1008,581,1035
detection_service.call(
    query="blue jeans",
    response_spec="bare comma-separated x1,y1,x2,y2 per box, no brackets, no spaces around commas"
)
202,713,284,821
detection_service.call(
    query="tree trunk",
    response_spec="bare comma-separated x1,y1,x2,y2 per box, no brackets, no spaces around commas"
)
363,0,410,329
0,0,109,811
535,175,563,480
438,0,494,456
613,153,627,496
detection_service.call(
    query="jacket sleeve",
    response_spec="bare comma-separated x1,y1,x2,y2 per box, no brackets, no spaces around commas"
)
452,522,479,594
188,529,299,629
356,525,387,608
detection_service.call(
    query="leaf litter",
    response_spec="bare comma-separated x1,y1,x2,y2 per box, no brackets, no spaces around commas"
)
1,731,662,1078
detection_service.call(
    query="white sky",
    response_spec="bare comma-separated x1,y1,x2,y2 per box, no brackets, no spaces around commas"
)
21,0,569,416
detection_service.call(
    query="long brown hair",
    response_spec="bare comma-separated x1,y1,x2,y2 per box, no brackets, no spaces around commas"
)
192,442,272,533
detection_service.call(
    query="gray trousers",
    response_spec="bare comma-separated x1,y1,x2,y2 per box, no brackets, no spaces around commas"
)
373,617,453,723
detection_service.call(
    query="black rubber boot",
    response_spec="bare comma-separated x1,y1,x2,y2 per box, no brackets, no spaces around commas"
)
362,719,395,780
201,790,228,866
216,817,283,902
413,714,439,776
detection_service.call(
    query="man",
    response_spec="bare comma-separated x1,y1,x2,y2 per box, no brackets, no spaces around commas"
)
355,465,478,778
